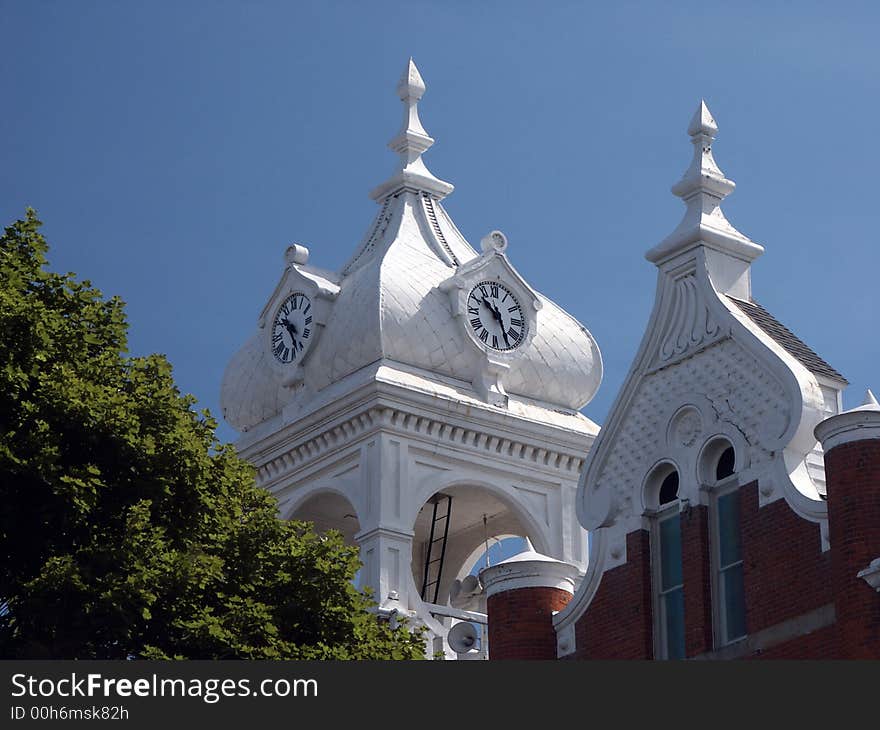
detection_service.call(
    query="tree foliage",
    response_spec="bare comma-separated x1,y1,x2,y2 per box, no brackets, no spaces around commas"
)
0,210,425,659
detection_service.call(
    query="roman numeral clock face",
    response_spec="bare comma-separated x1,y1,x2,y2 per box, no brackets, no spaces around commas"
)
467,281,527,351
271,293,313,365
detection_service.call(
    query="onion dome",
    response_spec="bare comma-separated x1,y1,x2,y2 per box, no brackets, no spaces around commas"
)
221,60,602,433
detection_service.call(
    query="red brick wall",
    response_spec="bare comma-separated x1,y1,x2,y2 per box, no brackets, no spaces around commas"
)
682,505,713,656
566,481,840,659
487,586,572,660
567,511,712,659
745,623,838,659
823,439,880,658
739,481,832,636
570,530,653,659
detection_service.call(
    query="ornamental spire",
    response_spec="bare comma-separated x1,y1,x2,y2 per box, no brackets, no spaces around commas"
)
646,100,763,265
370,58,454,203
852,389,880,412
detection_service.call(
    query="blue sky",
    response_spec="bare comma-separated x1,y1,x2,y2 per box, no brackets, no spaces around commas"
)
2,1,878,445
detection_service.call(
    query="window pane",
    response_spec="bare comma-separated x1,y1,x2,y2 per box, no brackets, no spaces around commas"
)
659,515,682,589
659,471,679,505
717,492,741,567
723,563,747,642
664,588,686,659
716,446,735,481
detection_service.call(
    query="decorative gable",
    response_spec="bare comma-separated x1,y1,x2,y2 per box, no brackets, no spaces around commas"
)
576,102,837,570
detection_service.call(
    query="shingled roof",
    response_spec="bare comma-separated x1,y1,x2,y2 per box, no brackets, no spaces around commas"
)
728,296,848,383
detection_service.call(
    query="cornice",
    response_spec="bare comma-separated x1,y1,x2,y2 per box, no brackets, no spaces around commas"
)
240,357,594,451
815,408,880,452
480,557,580,598
246,393,591,490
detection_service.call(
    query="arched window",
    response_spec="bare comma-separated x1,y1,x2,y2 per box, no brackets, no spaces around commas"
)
646,463,685,660
716,446,735,481
659,470,680,505
701,439,746,646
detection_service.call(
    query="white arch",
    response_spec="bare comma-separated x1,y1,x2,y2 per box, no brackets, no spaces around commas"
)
407,473,553,557
456,533,526,581
280,482,362,525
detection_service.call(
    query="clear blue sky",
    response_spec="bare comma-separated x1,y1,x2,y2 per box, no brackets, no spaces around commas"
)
2,1,878,445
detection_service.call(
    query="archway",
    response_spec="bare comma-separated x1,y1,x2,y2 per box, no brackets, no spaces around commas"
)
288,491,361,546
411,485,538,608
288,490,363,588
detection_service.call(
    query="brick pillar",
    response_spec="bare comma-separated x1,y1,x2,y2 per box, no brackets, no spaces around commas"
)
681,505,714,656
479,544,580,660
815,392,880,658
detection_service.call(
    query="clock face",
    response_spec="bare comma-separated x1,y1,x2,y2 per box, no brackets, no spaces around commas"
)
271,292,313,364
467,280,527,351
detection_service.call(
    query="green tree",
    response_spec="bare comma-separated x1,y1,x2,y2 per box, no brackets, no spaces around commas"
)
0,210,424,659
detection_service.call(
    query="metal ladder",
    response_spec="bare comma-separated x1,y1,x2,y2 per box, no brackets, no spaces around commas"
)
420,493,453,604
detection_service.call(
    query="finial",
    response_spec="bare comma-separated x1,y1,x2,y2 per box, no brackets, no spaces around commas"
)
837,388,880,414
285,243,309,266
522,537,536,554
480,230,508,253
687,99,718,137
671,99,732,201
370,59,454,203
397,57,426,101
646,100,763,265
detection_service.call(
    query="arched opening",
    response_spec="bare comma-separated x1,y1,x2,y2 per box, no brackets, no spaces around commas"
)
700,437,737,485
716,447,736,481
411,486,536,609
659,471,680,505
288,491,361,546
289,491,362,587
644,461,684,660
698,437,745,646
465,536,527,577
644,460,680,511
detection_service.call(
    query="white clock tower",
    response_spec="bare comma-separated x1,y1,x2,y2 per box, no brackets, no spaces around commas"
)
220,60,603,656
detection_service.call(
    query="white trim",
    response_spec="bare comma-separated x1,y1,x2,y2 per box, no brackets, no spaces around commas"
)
651,500,685,660
480,558,579,599
709,483,747,648
552,526,612,651
857,558,880,592
556,621,577,657
815,410,880,452
699,438,747,648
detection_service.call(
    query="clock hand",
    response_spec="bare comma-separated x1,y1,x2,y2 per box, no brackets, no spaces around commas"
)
480,297,501,319
497,313,510,347
282,318,299,340
480,298,510,346
488,300,506,327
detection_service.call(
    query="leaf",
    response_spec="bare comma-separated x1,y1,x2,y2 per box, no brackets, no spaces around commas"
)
0,209,424,661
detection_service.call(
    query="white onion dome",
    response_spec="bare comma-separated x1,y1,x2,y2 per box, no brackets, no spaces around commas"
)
221,60,602,433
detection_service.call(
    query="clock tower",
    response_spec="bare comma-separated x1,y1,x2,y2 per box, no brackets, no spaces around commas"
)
220,60,603,656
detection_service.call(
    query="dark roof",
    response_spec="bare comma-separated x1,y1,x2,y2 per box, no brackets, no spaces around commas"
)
727,296,848,384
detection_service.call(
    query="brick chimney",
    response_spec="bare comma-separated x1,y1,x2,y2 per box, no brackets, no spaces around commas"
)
479,539,580,660
815,389,880,658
